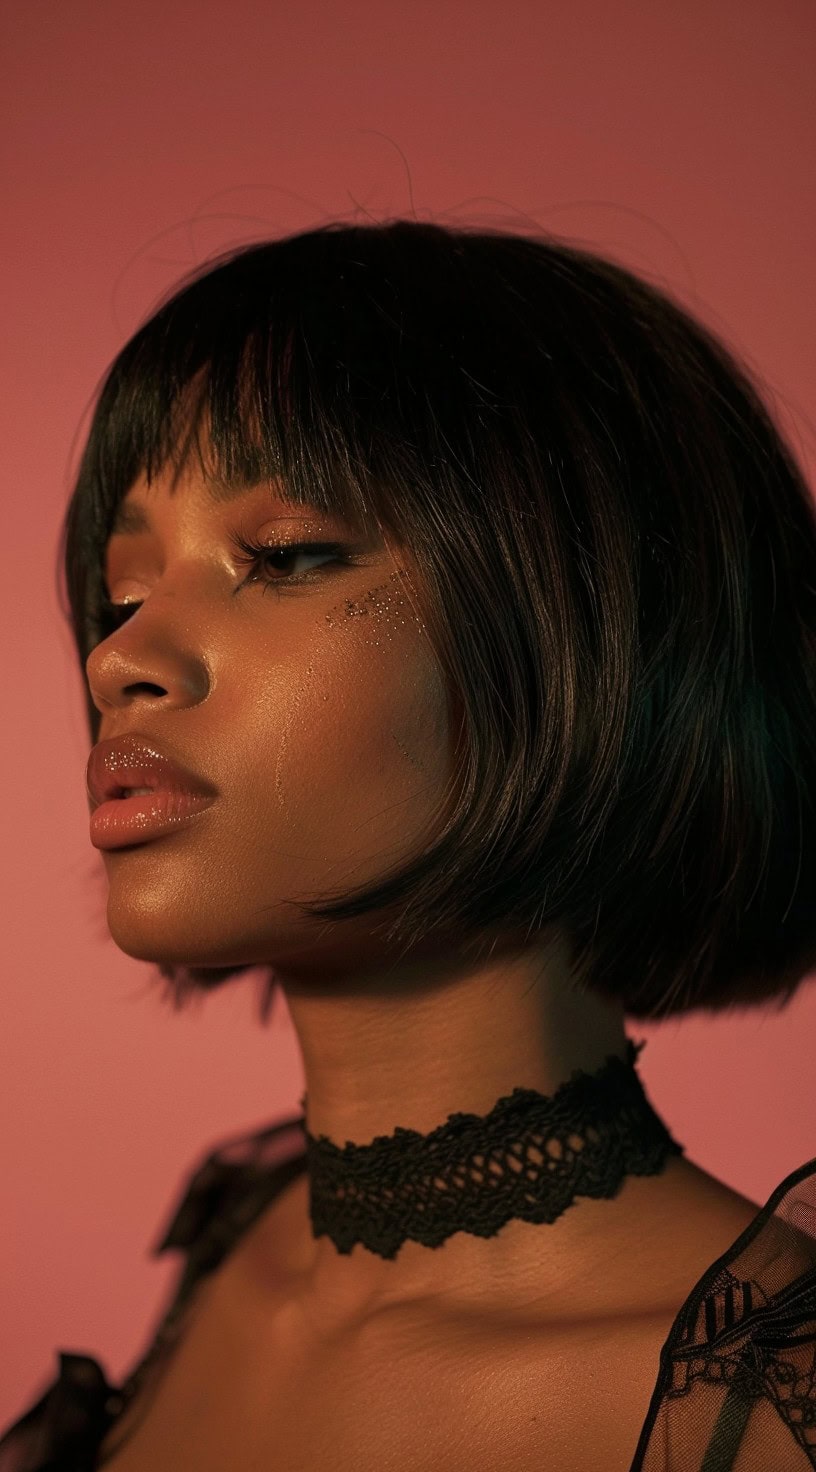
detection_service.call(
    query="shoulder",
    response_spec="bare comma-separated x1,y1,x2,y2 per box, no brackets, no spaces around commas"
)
150,1113,307,1261
633,1155,816,1470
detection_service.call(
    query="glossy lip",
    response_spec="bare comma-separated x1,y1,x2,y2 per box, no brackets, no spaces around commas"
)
86,732,218,811
89,787,217,850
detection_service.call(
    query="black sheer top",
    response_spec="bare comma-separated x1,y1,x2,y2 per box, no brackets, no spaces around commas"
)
1,1114,814,1471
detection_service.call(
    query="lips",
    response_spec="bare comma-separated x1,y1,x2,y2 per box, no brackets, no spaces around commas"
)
86,733,218,811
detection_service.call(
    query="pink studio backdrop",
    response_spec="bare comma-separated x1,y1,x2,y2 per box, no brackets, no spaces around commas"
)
2,0,815,1426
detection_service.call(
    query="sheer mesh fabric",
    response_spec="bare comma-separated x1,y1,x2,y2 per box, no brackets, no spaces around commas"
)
0,1118,309,1472
631,1153,816,1469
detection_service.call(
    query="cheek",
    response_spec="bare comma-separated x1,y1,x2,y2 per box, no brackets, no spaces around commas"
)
237,605,453,883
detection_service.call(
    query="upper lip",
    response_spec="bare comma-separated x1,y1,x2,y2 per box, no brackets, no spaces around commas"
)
86,733,218,810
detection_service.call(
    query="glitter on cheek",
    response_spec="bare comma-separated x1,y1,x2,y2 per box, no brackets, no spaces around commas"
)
273,571,428,809
322,568,427,647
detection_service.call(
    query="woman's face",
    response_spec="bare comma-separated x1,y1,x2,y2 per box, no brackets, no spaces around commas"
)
85,453,455,984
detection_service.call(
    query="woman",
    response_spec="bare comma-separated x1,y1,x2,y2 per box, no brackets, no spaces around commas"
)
1,218,814,1471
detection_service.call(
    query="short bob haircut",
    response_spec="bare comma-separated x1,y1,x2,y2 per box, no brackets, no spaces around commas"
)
60,217,816,1024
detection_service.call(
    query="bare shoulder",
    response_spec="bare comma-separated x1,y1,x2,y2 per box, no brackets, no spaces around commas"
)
613,1152,763,1295
660,1151,762,1221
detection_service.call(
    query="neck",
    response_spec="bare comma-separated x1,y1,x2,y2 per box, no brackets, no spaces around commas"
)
284,932,630,1147
265,933,666,1322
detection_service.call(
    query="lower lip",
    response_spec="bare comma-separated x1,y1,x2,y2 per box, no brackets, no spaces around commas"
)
89,789,217,850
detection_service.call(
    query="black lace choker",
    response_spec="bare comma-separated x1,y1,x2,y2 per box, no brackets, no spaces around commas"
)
300,1038,685,1260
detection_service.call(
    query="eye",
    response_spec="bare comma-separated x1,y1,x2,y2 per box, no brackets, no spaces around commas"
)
95,596,142,635
95,535,357,634
228,531,353,595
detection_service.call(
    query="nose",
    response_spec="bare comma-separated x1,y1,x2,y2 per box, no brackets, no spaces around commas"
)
85,591,211,723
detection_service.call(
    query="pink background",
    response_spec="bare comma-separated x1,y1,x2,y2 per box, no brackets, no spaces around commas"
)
2,0,815,1427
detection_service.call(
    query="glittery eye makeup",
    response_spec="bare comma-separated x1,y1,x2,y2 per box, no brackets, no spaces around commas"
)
227,529,360,596
98,529,368,634
95,470,396,648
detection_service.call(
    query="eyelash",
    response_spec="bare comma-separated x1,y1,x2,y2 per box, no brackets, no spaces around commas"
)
228,531,354,592
98,534,355,631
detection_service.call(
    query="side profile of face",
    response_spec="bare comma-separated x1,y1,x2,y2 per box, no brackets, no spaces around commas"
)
85,451,456,989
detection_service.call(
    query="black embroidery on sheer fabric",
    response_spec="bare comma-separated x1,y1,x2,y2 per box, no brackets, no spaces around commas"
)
674,1263,816,1467
302,1037,686,1260
629,1159,816,1470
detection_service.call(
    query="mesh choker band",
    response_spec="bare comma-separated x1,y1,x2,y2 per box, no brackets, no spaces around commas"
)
300,1038,686,1261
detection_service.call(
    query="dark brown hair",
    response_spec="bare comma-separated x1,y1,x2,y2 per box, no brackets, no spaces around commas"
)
59,218,816,1023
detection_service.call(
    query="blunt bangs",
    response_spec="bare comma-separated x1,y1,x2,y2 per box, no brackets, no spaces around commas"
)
59,218,816,1022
